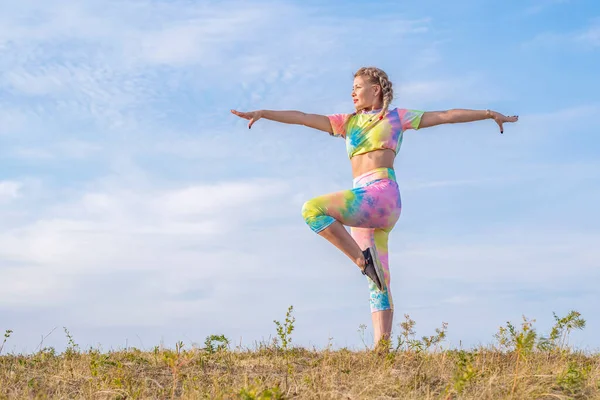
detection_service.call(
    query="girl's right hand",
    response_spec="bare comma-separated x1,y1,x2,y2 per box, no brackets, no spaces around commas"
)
231,109,263,129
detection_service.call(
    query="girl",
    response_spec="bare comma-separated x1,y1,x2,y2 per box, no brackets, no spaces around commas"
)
231,66,518,348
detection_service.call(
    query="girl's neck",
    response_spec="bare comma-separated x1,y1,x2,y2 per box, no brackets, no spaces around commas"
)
361,106,383,114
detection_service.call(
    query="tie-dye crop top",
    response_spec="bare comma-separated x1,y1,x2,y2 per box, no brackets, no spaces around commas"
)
327,108,424,159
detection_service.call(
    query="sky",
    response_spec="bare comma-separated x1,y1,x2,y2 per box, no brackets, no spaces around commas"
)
1,0,599,354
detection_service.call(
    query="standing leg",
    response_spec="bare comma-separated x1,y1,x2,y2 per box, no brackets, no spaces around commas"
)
351,226,394,348
371,229,394,348
372,310,393,351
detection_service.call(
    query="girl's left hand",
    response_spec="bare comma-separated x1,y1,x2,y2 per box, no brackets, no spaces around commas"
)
489,111,519,134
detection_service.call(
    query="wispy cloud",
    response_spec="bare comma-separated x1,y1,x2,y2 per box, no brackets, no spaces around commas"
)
523,0,571,14
7,140,103,162
576,24,600,47
0,0,438,152
524,20,600,49
0,181,22,202
0,175,294,307
395,72,512,107
403,178,494,190
399,230,600,283
0,168,369,350
0,107,28,135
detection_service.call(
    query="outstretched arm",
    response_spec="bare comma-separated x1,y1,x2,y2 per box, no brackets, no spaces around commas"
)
419,109,518,134
230,109,333,133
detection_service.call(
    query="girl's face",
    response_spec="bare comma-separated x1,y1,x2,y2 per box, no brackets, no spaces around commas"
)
352,75,381,112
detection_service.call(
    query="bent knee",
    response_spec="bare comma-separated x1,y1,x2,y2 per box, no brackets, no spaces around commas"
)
301,199,318,221
302,198,334,233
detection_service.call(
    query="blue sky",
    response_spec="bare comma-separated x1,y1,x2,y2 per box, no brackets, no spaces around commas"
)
1,0,599,353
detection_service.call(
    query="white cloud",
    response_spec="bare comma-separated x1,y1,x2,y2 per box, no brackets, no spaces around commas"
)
159,181,288,217
0,267,72,307
390,71,511,108
0,170,362,345
397,230,600,284
3,68,67,96
0,108,28,135
0,181,22,203
57,140,103,159
442,295,472,305
0,0,438,143
523,0,571,15
576,25,600,47
400,80,461,102
524,20,600,49
503,103,600,147
6,140,102,161
0,176,294,299
403,178,492,190
526,104,600,121
134,8,273,67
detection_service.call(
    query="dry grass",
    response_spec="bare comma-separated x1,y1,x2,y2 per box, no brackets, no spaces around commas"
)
1,309,599,399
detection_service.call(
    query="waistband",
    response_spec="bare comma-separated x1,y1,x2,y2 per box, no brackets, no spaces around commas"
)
353,167,396,187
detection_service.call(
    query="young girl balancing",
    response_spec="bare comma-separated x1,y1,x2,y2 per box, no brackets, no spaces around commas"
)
231,66,518,348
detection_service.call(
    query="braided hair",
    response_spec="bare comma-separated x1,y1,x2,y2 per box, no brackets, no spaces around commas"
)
344,67,394,134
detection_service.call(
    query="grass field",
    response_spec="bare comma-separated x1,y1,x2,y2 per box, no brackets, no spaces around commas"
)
1,307,598,399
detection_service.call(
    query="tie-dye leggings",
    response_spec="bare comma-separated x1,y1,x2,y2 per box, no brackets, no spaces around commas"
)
301,167,401,312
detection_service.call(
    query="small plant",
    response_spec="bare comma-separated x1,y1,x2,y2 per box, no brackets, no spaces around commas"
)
494,316,537,355
62,327,80,379
449,350,477,395
0,329,12,355
35,347,57,362
204,334,230,354
273,305,296,393
175,340,185,354
494,316,538,395
395,315,447,353
357,324,369,349
239,383,284,400
538,310,586,352
422,322,448,352
273,305,295,352
396,314,417,352
63,327,80,356
556,361,592,396
160,342,197,399
89,350,112,377
375,337,392,355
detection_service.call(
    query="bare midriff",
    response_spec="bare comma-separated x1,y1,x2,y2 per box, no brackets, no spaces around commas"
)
350,148,396,178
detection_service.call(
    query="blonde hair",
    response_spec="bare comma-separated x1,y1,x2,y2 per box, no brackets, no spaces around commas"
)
345,67,394,134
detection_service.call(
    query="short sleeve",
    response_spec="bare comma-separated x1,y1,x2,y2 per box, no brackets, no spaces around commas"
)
397,108,425,131
327,113,351,138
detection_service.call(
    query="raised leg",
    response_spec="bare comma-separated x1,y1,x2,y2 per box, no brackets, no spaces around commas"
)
317,221,365,270
301,178,399,271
